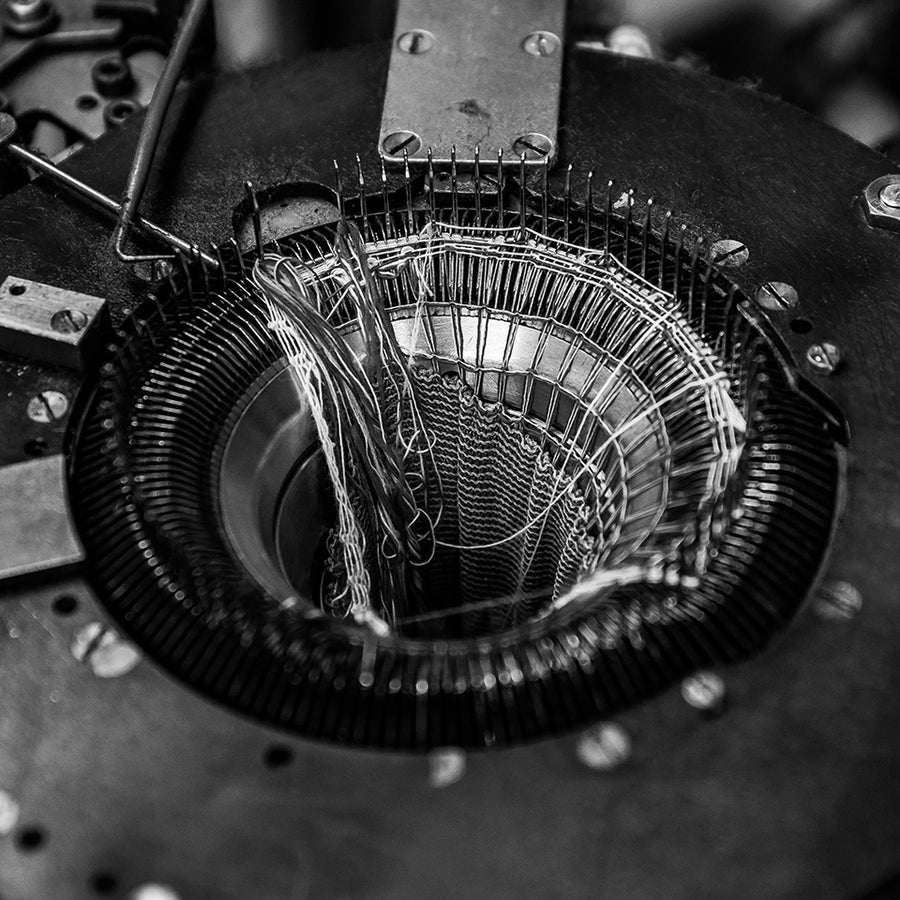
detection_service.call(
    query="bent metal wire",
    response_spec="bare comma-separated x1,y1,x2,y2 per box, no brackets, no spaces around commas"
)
67,157,844,750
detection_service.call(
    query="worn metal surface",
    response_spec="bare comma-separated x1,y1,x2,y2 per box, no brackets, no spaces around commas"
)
380,0,565,164
0,455,83,581
0,42,897,899
0,277,107,370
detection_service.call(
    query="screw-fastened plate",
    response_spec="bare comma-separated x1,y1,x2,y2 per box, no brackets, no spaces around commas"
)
0,276,108,370
862,174,900,232
379,0,565,166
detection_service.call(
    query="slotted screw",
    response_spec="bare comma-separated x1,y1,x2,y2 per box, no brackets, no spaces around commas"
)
382,130,421,158
50,307,88,333
512,132,552,160
813,580,862,621
397,29,434,54
710,239,749,268
26,389,68,423
756,281,799,311
523,31,560,57
576,722,631,770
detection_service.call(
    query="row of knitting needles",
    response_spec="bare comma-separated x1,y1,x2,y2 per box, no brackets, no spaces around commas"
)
247,204,745,632
332,149,740,349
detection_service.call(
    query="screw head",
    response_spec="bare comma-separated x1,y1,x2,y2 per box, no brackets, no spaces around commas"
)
397,29,434,54
50,307,88,333
71,622,141,678
428,747,466,788
382,130,422,158
755,281,799,311
26,389,68,423
522,31,560,57
681,672,726,715
806,340,842,375
863,174,900,231
710,239,749,268
512,132,553,160
575,722,631,771
813,580,862,621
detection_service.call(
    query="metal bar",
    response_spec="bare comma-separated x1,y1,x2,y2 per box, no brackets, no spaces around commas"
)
112,0,211,263
4,140,215,266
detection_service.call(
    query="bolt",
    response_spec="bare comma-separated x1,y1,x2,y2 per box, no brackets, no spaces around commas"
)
755,281,799,312
512,132,553,160
806,340,842,375
428,747,466,788
71,622,141,678
813,580,862,621
26,389,68,423
880,182,900,209
50,307,88,334
397,29,434,54
523,31,560,57
681,672,726,715
382,130,422,158
710,239,749,268
575,722,631,771
0,790,20,836
863,174,900,232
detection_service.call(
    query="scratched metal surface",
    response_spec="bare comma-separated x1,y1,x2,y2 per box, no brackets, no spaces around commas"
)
0,42,899,899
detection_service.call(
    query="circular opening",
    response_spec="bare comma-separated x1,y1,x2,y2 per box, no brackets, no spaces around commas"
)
790,317,813,334
70,203,843,748
52,594,79,615
99,60,122,77
90,872,118,895
109,100,136,121
9,283,25,295
76,94,99,111
16,826,45,851
24,437,48,457
263,744,294,768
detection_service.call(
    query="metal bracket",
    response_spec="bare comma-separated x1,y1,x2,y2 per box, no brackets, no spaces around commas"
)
0,276,109,370
0,455,84,584
379,0,565,167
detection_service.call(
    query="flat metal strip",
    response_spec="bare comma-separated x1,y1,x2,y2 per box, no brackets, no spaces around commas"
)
379,0,565,166
0,455,84,583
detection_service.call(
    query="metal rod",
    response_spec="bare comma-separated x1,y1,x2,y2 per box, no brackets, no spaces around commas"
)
5,139,215,266
112,0,211,263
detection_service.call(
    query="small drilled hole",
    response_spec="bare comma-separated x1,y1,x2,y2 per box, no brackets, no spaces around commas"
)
76,94,99,111
90,872,118,895
24,438,48,457
52,595,79,616
263,745,293,768
790,317,813,334
16,827,45,851
9,283,25,295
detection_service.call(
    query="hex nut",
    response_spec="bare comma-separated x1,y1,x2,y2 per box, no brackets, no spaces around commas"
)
863,175,900,232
